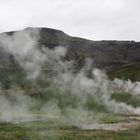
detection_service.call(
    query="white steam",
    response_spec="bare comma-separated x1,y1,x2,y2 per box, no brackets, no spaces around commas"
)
0,29,67,79
0,28,139,124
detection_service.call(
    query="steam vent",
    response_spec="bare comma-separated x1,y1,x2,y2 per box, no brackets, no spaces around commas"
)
0,27,140,139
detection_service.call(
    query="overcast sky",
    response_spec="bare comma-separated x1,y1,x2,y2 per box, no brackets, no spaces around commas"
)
0,0,140,41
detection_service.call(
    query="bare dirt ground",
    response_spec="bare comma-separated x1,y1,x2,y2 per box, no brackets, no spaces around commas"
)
78,116,140,131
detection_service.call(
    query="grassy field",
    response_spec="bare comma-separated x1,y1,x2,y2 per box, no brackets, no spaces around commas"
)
0,121,140,140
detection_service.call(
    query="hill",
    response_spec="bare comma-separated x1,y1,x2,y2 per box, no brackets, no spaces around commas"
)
0,27,140,81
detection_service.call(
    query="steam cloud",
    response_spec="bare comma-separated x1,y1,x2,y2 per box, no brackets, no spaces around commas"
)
0,28,139,124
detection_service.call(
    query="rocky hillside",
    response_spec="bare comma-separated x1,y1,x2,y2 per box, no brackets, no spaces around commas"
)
0,27,140,81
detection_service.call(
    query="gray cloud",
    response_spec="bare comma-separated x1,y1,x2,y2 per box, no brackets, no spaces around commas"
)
0,0,140,41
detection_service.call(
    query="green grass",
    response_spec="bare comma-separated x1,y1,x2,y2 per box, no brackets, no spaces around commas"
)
97,113,127,123
0,123,38,140
0,122,140,140
108,63,140,81
111,92,140,107
58,129,140,140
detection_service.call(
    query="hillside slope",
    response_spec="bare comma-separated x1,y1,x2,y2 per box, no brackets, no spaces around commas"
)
0,27,140,81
